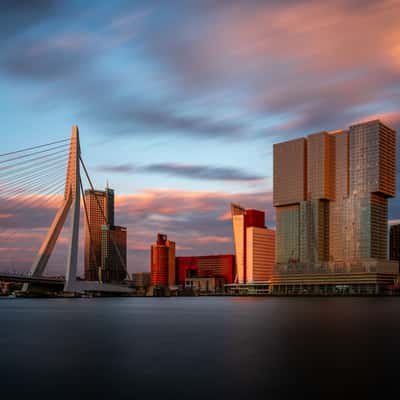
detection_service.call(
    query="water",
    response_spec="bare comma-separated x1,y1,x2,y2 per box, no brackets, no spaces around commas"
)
1,297,400,399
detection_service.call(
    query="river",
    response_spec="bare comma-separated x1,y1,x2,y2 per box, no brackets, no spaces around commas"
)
1,297,399,399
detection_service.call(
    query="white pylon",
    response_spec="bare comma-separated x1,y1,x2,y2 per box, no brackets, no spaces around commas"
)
23,126,81,292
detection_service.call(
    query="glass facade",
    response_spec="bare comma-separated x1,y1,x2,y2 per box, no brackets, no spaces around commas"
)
276,205,299,264
390,224,400,261
84,188,114,281
101,225,127,282
307,132,335,200
273,138,307,206
274,119,396,272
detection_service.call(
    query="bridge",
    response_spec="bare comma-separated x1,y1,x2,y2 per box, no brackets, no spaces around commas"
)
0,126,133,295
0,272,64,286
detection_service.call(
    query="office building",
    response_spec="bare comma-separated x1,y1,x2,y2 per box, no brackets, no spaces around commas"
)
390,224,400,261
151,233,176,287
101,225,127,282
231,204,276,283
272,119,397,294
84,187,127,282
176,254,234,285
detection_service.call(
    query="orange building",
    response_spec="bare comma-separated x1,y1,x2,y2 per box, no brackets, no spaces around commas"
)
151,233,176,287
231,204,276,283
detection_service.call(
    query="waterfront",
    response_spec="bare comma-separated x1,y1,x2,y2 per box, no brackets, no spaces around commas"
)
1,297,400,399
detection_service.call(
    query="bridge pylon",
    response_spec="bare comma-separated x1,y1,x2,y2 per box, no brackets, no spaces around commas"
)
23,126,81,292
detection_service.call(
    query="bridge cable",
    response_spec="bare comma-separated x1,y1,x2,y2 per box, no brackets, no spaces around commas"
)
0,138,69,158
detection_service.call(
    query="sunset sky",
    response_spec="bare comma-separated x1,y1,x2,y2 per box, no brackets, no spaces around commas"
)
1,0,400,275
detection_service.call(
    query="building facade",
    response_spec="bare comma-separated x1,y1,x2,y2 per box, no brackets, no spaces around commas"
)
246,226,276,282
150,233,176,287
84,187,127,282
101,225,127,282
231,204,276,283
131,272,151,289
184,276,225,294
176,254,234,285
84,188,114,281
390,224,400,261
273,119,397,290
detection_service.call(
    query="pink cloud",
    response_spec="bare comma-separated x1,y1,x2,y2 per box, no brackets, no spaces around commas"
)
217,211,231,221
1,188,273,274
194,236,231,244
0,213,13,219
213,0,400,75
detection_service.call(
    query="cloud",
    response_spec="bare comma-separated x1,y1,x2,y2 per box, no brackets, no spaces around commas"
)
0,2,253,140
194,236,231,244
4,0,399,142
82,98,247,139
97,162,265,182
0,194,63,229
96,164,137,173
142,163,264,182
0,1,63,42
113,188,274,271
141,0,400,138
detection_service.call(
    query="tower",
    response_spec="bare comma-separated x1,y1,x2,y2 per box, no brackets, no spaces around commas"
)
24,126,81,292
84,188,114,281
231,204,275,283
150,233,176,287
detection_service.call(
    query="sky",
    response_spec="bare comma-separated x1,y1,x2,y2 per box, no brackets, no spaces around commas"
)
1,0,400,275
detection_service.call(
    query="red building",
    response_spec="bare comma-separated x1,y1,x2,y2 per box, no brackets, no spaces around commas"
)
245,209,265,229
176,254,235,285
151,233,176,287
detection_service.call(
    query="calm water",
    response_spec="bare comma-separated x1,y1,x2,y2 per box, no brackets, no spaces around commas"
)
1,297,400,399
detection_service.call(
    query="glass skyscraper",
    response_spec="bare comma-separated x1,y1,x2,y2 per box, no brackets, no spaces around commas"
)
273,119,396,273
84,187,127,282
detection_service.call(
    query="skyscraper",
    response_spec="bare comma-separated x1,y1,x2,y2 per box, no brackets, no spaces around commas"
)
84,187,127,282
273,119,396,273
101,225,127,282
231,204,276,283
151,233,176,287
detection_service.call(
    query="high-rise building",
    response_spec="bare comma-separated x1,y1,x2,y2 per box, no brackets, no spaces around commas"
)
151,233,176,287
390,224,400,261
272,120,397,295
101,225,127,282
231,204,276,283
176,254,234,285
84,187,127,282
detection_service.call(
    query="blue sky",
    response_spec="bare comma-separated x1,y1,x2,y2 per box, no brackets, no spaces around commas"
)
1,0,400,274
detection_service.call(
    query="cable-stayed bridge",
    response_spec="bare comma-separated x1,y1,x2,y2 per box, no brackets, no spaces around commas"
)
0,126,133,295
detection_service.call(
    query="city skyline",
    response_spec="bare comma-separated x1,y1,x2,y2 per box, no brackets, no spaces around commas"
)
1,0,400,274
